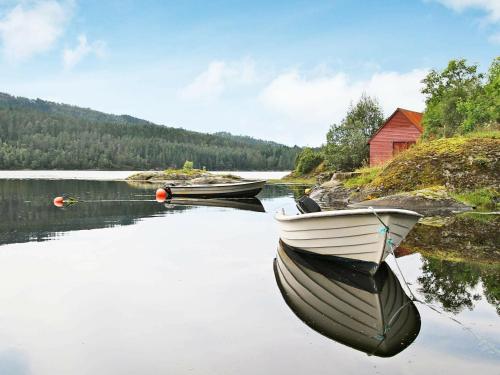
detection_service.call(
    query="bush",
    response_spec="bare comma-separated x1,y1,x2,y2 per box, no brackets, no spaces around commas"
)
295,148,324,175
183,160,194,170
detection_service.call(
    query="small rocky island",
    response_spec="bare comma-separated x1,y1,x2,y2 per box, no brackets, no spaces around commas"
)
126,168,243,186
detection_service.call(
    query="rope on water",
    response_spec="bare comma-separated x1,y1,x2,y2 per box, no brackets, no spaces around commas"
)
368,206,418,302
368,206,500,356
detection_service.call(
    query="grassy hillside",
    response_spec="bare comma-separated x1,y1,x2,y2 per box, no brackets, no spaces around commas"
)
0,93,300,170
368,133,499,194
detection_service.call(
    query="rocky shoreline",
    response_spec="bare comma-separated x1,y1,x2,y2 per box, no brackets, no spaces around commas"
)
309,172,475,216
305,161,499,264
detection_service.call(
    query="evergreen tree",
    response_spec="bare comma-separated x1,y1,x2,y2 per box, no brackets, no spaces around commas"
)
0,93,300,170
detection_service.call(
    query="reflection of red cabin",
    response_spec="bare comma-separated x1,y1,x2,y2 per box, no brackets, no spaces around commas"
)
368,108,423,166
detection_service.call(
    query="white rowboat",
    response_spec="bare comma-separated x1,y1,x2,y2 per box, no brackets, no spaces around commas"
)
165,180,266,198
275,207,422,274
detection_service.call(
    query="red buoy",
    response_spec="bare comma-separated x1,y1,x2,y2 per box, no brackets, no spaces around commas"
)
53,196,64,207
156,188,167,202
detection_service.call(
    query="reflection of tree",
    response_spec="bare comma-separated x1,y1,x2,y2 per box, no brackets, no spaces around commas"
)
418,256,500,315
288,185,310,200
481,269,500,315
259,184,309,200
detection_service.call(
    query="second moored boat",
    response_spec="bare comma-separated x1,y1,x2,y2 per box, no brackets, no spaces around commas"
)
164,179,266,198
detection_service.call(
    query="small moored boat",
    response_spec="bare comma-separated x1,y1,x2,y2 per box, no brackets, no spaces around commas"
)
274,242,421,357
275,196,422,274
164,180,266,198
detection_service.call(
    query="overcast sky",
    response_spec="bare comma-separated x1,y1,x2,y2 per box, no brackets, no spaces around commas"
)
0,0,498,146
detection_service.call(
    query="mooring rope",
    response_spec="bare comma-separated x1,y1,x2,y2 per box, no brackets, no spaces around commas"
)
368,206,418,301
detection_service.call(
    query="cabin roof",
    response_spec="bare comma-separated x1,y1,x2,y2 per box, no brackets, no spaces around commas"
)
368,108,423,144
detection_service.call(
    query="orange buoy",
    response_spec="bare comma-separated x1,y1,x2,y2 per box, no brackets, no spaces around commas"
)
156,188,167,202
53,196,64,207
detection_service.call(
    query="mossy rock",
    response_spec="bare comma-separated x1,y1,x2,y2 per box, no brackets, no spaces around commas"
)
309,184,354,210
369,137,500,195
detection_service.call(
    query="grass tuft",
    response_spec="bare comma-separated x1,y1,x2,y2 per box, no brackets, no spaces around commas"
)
451,188,499,210
343,166,382,188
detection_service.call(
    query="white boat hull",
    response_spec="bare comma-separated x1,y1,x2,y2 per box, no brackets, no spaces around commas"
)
167,180,266,198
275,208,422,273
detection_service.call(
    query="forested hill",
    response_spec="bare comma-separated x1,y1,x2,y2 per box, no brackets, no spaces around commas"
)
0,93,300,170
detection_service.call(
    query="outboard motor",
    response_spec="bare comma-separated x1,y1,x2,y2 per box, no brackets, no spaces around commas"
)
297,195,322,214
162,185,173,200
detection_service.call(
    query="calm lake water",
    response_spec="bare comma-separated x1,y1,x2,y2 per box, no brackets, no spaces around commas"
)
0,174,498,374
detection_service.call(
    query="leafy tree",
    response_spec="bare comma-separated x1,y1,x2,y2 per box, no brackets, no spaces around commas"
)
324,94,384,171
421,59,484,137
458,57,500,132
294,147,323,175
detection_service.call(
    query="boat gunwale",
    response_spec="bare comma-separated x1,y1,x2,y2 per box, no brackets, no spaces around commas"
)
168,179,267,189
275,208,423,221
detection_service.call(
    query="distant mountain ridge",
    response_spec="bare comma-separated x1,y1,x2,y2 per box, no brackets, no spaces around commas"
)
0,93,299,170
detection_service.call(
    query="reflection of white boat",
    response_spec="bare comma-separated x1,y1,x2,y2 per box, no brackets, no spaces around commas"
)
275,198,422,274
165,197,265,212
274,241,421,357
165,180,266,198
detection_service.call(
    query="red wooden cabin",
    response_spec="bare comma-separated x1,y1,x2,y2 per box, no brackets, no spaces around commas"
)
368,108,423,166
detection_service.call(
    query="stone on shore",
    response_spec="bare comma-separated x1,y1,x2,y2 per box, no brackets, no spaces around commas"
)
349,187,473,216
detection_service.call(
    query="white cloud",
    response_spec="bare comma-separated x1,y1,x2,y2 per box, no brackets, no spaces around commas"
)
63,34,106,69
180,58,256,100
0,0,71,62
259,68,427,130
1,60,428,147
432,0,500,22
367,70,428,113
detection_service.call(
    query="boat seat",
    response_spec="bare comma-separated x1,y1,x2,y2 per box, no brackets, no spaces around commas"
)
297,196,322,214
